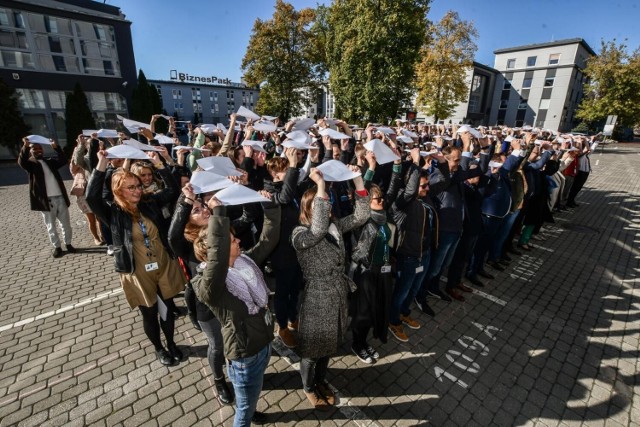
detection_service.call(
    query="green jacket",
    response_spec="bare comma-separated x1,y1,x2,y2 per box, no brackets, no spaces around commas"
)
192,204,280,360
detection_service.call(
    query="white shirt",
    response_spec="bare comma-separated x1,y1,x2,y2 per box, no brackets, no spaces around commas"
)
38,160,62,197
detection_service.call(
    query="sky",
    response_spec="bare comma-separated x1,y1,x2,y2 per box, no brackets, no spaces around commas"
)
115,0,640,83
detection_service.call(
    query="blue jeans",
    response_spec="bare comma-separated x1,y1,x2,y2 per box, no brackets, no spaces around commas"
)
389,252,430,325
421,231,461,297
489,209,519,261
228,344,271,427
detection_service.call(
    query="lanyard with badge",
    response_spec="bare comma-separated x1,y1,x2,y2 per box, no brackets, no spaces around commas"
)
379,226,392,274
139,219,159,272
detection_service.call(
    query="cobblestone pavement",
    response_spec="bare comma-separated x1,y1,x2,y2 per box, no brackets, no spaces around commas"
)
0,144,639,427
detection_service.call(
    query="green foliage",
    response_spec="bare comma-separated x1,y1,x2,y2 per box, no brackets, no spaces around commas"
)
242,0,323,121
576,40,640,129
0,78,30,155
415,10,478,123
321,0,431,124
131,69,162,124
65,82,96,148
571,121,590,134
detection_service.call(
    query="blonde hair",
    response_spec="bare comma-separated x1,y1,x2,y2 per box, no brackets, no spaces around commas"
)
111,170,143,219
267,157,288,177
193,228,208,263
130,162,160,188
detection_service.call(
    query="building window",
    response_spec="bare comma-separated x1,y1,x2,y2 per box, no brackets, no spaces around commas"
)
503,79,511,90
539,99,550,110
544,77,554,87
549,54,560,65
0,9,9,26
518,99,528,109
44,16,59,34
506,59,516,69
52,55,66,71
527,56,537,67
522,77,532,88
103,60,114,75
499,99,508,109
16,89,46,109
1,50,35,69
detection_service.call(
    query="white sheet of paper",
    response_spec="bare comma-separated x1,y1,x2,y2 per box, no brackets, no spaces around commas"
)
286,130,311,145
157,295,168,321
292,118,315,131
241,140,267,153
159,114,173,120
282,140,316,150
190,171,234,194
214,184,270,206
196,156,243,176
457,125,482,138
155,134,175,145
106,145,150,160
489,161,504,168
404,149,438,157
262,115,278,121
26,135,53,145
397,135,413,144
236,106,261,121
376,127,395,135
123,139,164,152
402,130,419,138
200,124,217,134
217,123,228,134
319,128,350,140
253,121,277,133
118,116,151,132
316,160,361,182
504,136,514,142
82,129,99,136
96,129,119,138
363,139,400,165
171,145,210,153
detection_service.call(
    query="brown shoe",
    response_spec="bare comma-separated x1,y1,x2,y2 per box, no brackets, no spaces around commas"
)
278,327,296,348
457,283,473,293
304,390,330,411
446,288,465,302
316,382,336,406
287,319,299,331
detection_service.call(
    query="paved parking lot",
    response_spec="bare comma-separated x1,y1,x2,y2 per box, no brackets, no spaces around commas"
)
0,144,639,426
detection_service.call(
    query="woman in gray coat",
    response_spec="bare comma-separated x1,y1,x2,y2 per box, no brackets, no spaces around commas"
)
292,166,370,410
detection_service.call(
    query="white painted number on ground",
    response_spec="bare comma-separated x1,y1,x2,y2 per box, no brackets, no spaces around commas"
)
434,322,501,389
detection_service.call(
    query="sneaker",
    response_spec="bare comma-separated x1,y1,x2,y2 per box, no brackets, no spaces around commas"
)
106,245,115,256
388,324,409,342
287,319,299,331
364,344,380,360
316,381,336,406
251,411,267,424
427,289,452,302
352,346,374,364
414,298,435,316
52,247,63,258
278,327,297,348
65,244,76,253
304,390,330,411
399,314,421,330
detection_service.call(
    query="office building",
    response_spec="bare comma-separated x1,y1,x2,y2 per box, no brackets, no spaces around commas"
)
489,38,595,131
149,74,259,125
0,0,136,156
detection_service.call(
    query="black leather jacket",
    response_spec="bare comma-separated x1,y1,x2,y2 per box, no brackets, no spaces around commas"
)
86,168,179,273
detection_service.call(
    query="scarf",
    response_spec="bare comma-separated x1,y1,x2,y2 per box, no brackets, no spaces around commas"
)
225,254,269,315
370,209,387,226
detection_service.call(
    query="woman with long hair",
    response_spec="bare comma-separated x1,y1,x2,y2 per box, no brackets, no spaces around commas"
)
292,167,370,410
86,150,185,366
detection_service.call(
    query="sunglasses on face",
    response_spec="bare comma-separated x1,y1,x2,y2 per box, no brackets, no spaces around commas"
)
419,183,429,189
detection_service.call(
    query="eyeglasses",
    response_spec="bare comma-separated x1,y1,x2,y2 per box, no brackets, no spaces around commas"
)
125,185,143,191
371,197,384,202
419,184,429,189
191,204,211,216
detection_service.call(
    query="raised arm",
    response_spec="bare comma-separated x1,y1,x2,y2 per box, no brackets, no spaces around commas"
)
336,167,370,233
219,113,236,157
197,206,231,309
246,198,281,266
85,151,111,226
292,169,330,250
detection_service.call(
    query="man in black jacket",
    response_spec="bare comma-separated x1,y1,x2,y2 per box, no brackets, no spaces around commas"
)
17,137,75,258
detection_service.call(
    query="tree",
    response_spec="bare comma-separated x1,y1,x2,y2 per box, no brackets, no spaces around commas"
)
319,0,431,123
242,0,323,120
415,10,478,123
65,82,96,147
0,78,30,155
576,40,640,129
131,69,162,124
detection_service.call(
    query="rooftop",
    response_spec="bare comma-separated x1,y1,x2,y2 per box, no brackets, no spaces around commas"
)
494,38,596,56
9,0,130,22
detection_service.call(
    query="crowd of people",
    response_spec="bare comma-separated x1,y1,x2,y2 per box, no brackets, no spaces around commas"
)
18,112,599,426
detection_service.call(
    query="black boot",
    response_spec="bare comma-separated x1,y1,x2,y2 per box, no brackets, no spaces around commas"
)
214,377,234,405
167,342,184,363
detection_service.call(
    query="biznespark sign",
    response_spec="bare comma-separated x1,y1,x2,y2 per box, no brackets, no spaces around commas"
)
170,70,232,85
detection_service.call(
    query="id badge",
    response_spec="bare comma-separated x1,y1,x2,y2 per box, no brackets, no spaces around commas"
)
145,262,159,272
264,308,272,326
381,265,392,274
415,266,424,274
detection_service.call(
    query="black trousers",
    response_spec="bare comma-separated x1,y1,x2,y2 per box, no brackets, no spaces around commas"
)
300,356,330,392
138,298,176,351
568,171,589,204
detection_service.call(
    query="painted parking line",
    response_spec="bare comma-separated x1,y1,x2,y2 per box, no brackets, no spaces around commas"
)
0,288,124,333
473,289,508,306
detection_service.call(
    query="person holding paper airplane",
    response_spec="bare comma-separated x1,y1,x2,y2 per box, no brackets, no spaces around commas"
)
86,150,185,367
18,136,75,258
292,166,369,410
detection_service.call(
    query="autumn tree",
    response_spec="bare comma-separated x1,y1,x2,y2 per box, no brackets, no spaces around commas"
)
576,40,640,129
241,0,323,120
0,78,30,155
415,10,478,123
319,0,430,124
